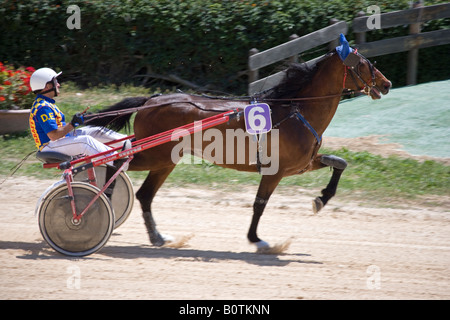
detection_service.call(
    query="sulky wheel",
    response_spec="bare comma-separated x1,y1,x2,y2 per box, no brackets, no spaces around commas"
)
73,165,134,228
37,181,114,257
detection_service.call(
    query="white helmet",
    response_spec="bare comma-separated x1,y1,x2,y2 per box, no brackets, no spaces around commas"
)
30,67,62,92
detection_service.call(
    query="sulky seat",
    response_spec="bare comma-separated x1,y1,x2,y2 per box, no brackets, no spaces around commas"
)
36,151,72,164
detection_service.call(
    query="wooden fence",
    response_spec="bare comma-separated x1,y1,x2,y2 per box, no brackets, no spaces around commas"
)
354,2,450,85
248,2,450,94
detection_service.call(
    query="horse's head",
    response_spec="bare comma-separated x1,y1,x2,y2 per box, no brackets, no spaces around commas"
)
336,34,392,100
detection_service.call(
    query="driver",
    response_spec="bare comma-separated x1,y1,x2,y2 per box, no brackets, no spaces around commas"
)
29,67,131,170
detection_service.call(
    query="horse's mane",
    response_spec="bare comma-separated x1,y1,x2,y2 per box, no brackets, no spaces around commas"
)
261,52,333,100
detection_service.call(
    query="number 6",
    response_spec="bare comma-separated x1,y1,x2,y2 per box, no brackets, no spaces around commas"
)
248,106,266,131
244,103,272,134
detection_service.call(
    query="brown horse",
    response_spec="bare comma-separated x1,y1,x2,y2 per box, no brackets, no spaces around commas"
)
88,47,391,251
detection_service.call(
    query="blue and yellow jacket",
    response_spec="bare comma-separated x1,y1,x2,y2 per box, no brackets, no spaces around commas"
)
29,94,67,150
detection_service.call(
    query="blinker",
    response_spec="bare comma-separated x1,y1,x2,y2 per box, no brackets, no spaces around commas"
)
343,52,360,68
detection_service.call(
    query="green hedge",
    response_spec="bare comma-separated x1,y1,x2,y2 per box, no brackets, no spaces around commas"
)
1,0,448,94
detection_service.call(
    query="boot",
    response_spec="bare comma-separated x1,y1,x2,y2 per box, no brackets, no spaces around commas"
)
104,164,117,201
113,140,132,171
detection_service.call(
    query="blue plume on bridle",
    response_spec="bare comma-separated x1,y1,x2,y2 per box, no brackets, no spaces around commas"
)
335,33,353,61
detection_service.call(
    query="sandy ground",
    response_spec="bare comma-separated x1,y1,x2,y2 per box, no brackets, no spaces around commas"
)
0,136,449,300
322,135,450,165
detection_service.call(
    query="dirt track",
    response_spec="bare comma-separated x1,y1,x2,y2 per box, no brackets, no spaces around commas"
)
1,136,449,300
1,170,449,300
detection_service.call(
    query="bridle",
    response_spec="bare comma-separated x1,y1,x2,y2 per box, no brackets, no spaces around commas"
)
343,49,377,95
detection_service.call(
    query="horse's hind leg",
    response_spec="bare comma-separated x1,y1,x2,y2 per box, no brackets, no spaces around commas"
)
310,154,348,213
136,166,175,246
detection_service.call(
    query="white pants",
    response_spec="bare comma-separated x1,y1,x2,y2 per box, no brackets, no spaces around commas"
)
42,126,127,165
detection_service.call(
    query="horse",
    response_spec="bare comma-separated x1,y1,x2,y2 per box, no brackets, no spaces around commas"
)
87,42,391,251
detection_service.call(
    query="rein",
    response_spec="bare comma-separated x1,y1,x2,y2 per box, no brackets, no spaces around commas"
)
84,100,184,124
85,50,374,123
84,89,363,125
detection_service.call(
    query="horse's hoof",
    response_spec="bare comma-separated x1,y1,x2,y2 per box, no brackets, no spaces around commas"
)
312,197,323,214
161,233,174,243
150,232,166,247
254,240,270,253
150,233,174,247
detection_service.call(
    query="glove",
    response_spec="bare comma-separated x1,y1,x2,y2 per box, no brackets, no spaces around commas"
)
70,113,84,127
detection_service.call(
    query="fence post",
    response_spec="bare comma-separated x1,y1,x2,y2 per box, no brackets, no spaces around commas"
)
248,48,259,84
354,11,366,45
288,34,299,64
407,0,423,85
328,18,340,51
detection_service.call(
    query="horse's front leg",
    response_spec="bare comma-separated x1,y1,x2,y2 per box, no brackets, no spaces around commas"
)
309,154,348,213
248,174,283,251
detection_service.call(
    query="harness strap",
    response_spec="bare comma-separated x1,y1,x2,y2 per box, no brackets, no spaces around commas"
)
295,112,322,144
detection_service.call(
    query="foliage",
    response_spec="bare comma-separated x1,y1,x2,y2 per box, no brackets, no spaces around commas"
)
0,0,448,94
0,62,35,110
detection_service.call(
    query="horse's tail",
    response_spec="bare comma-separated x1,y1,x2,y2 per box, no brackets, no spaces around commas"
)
85,96,149,132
